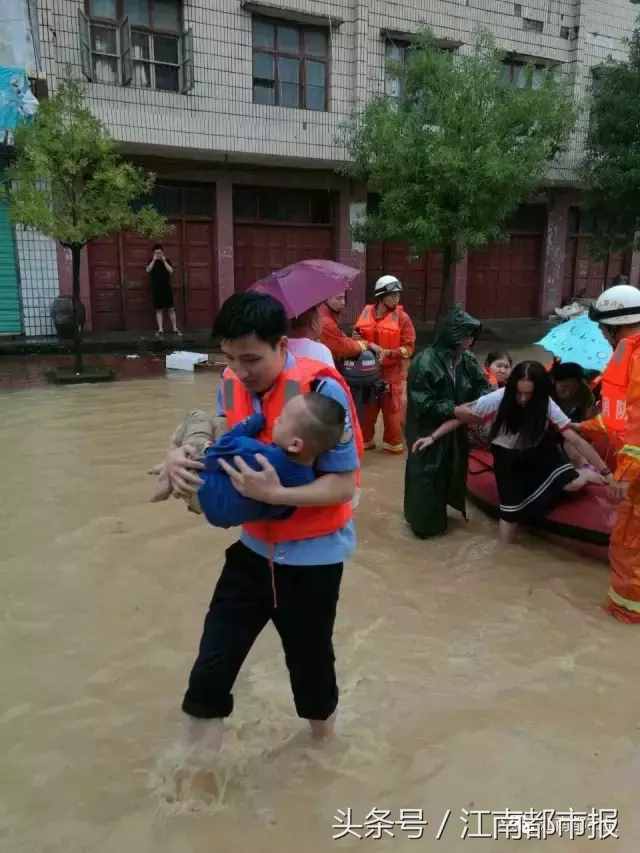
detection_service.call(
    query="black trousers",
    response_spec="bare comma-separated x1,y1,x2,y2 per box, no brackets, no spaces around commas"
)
182,541,343,721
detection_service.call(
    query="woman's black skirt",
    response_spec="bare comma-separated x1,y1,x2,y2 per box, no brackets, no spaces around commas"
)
492,433,579,523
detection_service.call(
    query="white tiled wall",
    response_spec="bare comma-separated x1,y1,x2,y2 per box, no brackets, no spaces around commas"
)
37,0,636,170
38,0,355,163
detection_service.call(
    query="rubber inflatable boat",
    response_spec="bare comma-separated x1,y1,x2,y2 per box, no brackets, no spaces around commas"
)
467,449,615,562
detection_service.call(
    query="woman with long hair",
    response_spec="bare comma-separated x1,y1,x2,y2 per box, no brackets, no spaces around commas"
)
412,361,614,543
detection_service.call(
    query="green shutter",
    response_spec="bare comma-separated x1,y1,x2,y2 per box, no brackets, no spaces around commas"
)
0,200,22,334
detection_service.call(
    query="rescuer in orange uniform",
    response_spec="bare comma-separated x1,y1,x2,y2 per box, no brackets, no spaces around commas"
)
579,284,640,622
318,291,383,365
354,275,416,453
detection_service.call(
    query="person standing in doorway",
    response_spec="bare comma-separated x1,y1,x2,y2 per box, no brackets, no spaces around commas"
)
354,276,416,453
146,244,181,337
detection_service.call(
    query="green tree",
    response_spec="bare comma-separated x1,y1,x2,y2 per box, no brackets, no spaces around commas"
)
344,32,576,313
5,81,168,373
582,26,640,259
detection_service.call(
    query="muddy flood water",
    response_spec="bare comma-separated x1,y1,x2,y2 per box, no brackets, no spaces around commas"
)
2,368,640,853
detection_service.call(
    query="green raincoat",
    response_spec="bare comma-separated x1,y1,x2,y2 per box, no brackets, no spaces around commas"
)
404,306,490,538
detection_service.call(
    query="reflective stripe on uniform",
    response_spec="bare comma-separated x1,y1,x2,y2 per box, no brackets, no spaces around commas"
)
224,378,234,412
621,444,640,462
608,586,640,614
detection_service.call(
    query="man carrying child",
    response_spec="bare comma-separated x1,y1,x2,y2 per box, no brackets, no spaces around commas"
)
162,292,362,747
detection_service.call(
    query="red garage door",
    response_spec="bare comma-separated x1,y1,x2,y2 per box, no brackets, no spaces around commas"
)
88,234,123,331
233,187,334,291
88,183,217,332
367,241,443,322
467,236,543,319
562,209,630,302
467,206,546,319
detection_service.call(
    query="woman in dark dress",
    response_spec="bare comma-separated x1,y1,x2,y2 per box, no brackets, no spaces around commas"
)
459,361,613,543
146,244,181,336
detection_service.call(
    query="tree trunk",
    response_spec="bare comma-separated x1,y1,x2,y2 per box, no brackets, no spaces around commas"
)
71,244,83,374
436,241,457,319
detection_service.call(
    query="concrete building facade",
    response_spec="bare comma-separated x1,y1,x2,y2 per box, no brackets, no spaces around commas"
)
20,0,640,332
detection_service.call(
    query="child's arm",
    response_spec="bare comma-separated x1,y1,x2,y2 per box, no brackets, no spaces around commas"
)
412,418,462,453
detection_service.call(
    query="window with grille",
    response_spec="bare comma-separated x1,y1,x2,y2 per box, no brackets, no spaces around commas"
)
233,187,333,224
500,60,549,90
384,37,459,101
384,39,409,99
251,17,328,111
522,18,544,33
78,0,193,93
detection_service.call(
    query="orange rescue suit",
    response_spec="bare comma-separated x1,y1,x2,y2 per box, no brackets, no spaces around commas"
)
222,356,363,544
581,332,640,622
318,303,365,362
353,304,416,451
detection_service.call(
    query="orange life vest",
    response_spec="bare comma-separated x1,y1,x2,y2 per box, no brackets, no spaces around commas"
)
355,304,413,384
355,304,403,350
484,367,498,388
600,333,640,437
222,357,363,544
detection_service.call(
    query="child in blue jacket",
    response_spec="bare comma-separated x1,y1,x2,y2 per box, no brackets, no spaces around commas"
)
150,392,345,528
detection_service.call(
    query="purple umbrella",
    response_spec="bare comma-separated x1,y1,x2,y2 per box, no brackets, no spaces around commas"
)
250,259,360,318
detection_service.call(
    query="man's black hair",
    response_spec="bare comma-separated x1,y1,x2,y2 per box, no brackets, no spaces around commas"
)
213,291,288,347
552,361,584,382
153,243,163,251
485,351,513,367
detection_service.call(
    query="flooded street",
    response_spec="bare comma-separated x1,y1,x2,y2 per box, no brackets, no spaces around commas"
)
2,369,640,852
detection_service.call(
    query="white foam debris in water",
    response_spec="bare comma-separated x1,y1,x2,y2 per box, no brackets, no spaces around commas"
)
152,742,229,814
149,617,392,816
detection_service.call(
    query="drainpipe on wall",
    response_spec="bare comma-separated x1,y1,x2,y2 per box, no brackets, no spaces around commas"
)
339,0,368,320
539,191,570,318
629,236,640,289
352,0,367,114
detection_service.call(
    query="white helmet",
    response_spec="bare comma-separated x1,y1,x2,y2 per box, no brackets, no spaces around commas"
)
589,284,640,326
374,274,403,298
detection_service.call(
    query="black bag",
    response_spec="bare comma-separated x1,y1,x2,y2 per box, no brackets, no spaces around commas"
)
340,350,385,421
50,296,86,340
